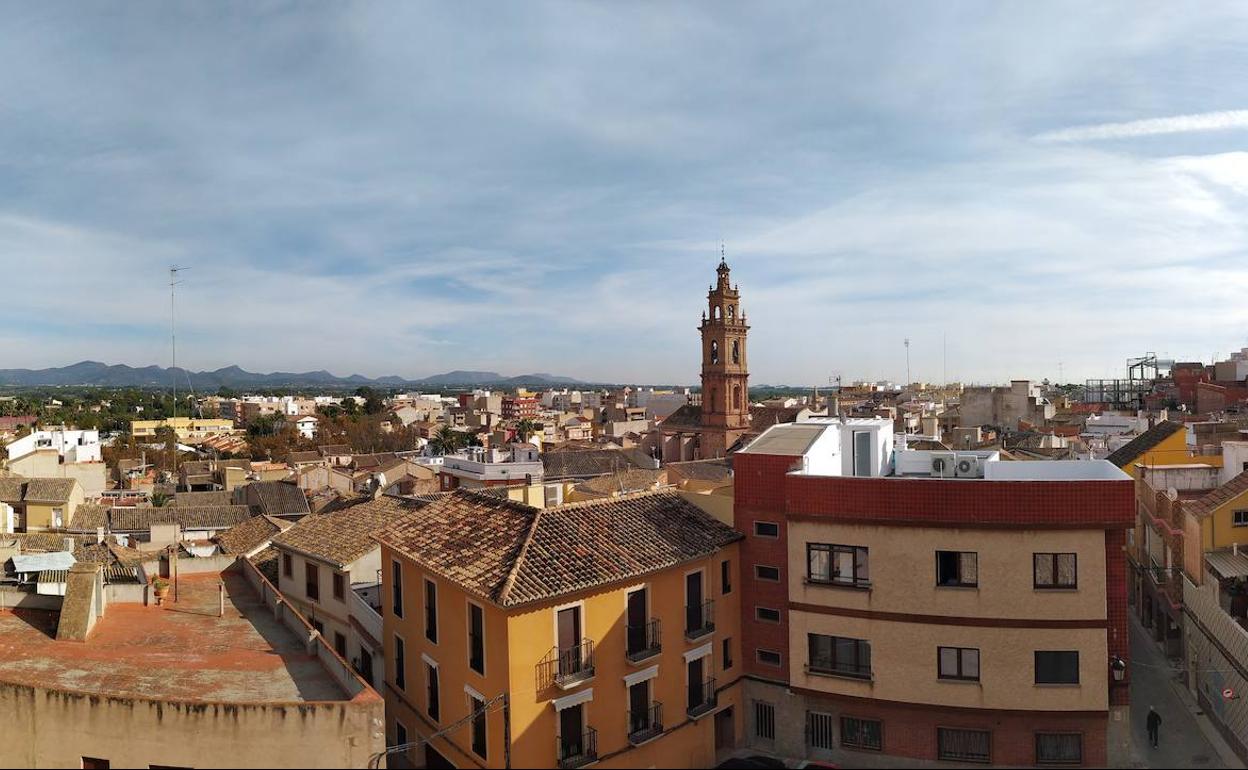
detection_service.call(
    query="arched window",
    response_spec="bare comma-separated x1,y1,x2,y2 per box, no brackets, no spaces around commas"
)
732,340,740,364
733,385,741,410
728,305,735,320
710,340,719,364
713,306,721,320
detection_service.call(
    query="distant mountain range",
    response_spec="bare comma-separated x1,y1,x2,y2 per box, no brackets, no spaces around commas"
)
0,361,585,389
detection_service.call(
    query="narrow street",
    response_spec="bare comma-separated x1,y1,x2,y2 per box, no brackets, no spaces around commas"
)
1129,615,1243,768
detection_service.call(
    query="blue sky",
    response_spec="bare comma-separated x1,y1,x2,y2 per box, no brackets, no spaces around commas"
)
3,2,1248,385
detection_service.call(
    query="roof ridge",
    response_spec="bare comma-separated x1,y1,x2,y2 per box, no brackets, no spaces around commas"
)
549,488,680,511
496,507,543,605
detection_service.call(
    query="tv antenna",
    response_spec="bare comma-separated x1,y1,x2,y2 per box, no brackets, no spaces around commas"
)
169,266,190,457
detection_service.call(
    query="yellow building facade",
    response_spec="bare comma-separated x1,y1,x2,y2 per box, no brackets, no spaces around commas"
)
130,417,237,443
377,489,743,769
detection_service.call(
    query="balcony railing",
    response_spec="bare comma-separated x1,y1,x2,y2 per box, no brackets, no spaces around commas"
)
626,618,661,663
557,728,598,769
687,677,717,718
685,599,715,640
537,639,596,690
628,702,663,745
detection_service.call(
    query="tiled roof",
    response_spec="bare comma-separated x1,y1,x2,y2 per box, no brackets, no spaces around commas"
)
573,468,667,496
1106,421,1185,468
352,452,398,470
286,451,322,465
318,444,353,457
272,495,424,568
377,489,743,608
172,490,234,507
541,448,639,479
250,546,280,583
0,477,24,504
215,515,293,555
749,404,806,431
245,481,310,517
660,404,702,430
22,478,77,503
1188,470,1248,518
665,459,733,483
70,505,252,533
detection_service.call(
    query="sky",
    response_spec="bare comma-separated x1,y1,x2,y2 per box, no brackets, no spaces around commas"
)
3,2,1248,386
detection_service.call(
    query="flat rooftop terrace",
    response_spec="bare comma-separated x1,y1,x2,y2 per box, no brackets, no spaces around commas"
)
0,572,347,703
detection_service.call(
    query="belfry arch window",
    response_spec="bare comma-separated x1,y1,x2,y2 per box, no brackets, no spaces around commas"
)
713,306,721,320
732,340,740,364
728,305,735,320
710,340,719,364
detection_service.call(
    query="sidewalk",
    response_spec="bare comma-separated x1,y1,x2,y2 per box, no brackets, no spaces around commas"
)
1129,615,1244,769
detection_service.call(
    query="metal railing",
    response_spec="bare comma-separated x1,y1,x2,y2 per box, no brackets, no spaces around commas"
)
687,677,717,718
557,727,598,769
537,639,596,689
626,618,661,662
628,702,663,744
685,599,715,639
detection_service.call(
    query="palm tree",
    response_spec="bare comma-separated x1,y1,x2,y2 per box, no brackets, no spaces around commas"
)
429,425,464,456
515,418,537,444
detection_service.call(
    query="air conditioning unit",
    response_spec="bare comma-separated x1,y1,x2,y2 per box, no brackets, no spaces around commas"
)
930,452,957,478
954,454,980,478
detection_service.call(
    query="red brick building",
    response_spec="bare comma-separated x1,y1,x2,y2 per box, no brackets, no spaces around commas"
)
501,395,539,421
732,420,1134,766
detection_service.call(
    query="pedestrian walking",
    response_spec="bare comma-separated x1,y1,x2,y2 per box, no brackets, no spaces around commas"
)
1147,705,1162,748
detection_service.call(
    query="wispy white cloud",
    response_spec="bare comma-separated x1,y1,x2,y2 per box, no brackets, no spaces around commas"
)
1035,110,1248,143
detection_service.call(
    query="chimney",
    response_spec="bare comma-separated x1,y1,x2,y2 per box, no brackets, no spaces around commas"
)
96,527,105,545
62,536,75,554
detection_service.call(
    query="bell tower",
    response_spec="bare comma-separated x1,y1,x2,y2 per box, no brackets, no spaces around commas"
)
699,254,750,458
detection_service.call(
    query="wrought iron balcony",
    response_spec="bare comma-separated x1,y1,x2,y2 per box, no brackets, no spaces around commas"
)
537,639,596,690
687,677,717,718
557,727,598,769
626,618,661,663
627,701,663,745
684,599,715,641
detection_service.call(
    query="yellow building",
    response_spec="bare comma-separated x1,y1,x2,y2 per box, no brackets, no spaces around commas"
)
130,417,237,444
1107,420,1221,480
0,476,85,531
376,488,744,769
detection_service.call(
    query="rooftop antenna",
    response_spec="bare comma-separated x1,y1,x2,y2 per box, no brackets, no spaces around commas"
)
169,266,189,470
904,337,911,387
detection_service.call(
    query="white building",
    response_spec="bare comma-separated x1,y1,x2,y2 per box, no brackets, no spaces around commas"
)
6,428,101,464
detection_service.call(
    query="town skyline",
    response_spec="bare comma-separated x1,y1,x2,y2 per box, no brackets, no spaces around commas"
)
4,3,1248,384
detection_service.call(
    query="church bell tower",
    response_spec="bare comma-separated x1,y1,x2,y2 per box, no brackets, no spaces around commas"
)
699,255,750,458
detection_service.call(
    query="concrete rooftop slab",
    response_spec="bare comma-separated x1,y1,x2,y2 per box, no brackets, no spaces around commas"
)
0,572,347,703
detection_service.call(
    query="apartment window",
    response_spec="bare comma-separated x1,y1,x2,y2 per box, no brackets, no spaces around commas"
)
936,551,978,587
1234,510,1248,527
391,560,404,617
395,722,408,753
1036,733,1083,765
332,573,345,601
1035,651,1080,684
939,727,991,763
425,579,439,643
755,606,781,623
469,692,488,759
807,543,869,587
841,716,883,751
938,646,980,681
305,563,320,602
808,633,872,679
721,559,732,594
754,701,776,741
469,602,486,675
1034,553,1077,589
754,521,779,538
282,553,292,578
723,637,733,670
334,632,347,659
757,649,782,667
807,711,835,751
426,661,441,721
394,635,406,690
755,565,781,582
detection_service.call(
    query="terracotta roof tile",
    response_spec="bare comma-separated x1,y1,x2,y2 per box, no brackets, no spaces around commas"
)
215,515,293,555
272,495,429,568
1188,470,1248,519
1106,421,1185,468
377,488,742,608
